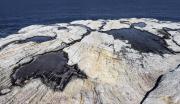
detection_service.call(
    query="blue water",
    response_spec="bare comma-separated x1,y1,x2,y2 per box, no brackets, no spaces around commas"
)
0,0,180,37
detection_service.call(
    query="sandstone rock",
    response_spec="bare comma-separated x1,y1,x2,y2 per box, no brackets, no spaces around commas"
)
0,18,180,104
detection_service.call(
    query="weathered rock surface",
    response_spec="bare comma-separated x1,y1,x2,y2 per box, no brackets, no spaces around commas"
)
0,18,180,104
143,65,180,104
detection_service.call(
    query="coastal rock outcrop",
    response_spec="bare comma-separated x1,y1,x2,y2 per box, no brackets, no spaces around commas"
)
143,65,180,104
0,18,180,104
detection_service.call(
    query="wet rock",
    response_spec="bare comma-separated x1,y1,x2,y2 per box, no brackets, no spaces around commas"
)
18,36,56,43
105,28,173,54
12,52,87,91
131,22,147,28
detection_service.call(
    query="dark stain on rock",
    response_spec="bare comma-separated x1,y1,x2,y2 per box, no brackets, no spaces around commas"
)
11,51,87,91
158,27,172,39
57,27,68,30
131,22,146,28
0,36,56,51
19,36,56,43
105,28,174,54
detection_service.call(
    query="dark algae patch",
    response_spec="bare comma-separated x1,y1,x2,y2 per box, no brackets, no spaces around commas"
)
131,22,147,28
11,51,87,91
19,36,56,43
0,36,56,51
106,28,174,55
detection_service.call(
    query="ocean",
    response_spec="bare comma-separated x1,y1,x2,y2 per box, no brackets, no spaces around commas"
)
0,0,180,37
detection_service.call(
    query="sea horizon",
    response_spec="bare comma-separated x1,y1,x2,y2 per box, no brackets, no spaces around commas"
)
1,0,180,37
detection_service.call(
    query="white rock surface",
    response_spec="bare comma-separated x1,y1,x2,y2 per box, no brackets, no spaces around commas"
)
0,18,180,104
143,65,180,104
